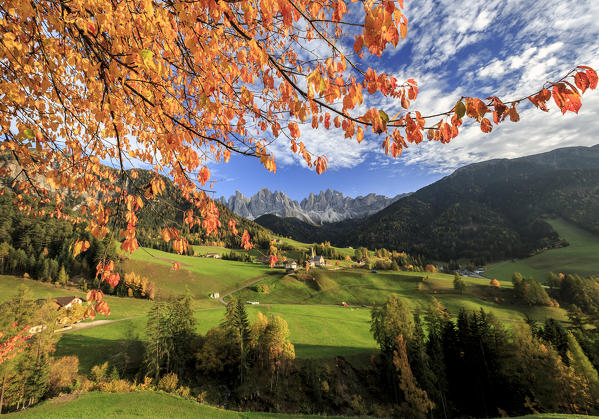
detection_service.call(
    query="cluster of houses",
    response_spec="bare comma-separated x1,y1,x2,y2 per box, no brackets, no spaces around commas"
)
259,254,326,273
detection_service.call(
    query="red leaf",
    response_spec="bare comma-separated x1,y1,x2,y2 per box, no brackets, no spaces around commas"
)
578,66,598,89
480,118,492,133
574,72,589,94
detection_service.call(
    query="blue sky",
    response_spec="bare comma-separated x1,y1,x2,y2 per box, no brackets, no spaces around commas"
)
210,0,599,201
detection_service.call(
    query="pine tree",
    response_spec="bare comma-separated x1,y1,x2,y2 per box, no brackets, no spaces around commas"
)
393,334,434,418
57,266,68,286
453,273,466,294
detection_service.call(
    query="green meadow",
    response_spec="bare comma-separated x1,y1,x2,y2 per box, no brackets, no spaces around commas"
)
2,226,586,377
5,391,347,418
122,247,284,304
232,268,567,323
485,219,599,283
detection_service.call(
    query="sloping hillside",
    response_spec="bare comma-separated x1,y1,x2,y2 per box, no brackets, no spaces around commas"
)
257,144,599,263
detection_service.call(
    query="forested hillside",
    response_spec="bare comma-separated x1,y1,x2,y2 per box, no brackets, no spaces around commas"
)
257,145,599,263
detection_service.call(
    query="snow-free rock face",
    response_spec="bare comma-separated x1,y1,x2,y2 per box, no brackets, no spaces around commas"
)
220,188,407,224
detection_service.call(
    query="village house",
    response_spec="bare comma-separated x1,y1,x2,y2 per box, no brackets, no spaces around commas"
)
309,255,325,267
209,292,220,299
284,260,298,270
53,296,83,310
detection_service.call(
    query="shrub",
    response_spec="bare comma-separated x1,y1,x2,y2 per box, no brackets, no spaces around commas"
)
158,372,179,393
453,274,466,294
177,386,191,398
90,362,109,383
138,376,153,390
425,264,438,273
489,279,501,288
256,283,270,294
48,356,79,395
99,379,133,393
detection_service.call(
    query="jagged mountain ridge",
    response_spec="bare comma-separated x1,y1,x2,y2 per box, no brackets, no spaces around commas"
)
219,188,407,224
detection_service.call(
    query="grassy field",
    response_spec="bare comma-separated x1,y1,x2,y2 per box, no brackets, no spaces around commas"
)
123,247,284,305
485,219,599,283
6,391,347,418
53,304,376,374
232,269,567,323
6,391,593,418
0,275,152,320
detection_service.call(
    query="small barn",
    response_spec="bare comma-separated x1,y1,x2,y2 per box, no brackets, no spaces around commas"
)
53,296,83,310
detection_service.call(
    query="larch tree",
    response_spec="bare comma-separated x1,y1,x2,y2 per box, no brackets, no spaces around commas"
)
0,0,597,316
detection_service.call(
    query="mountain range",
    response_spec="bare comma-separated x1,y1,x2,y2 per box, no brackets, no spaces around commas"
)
255,144,599,263
218,188,407,224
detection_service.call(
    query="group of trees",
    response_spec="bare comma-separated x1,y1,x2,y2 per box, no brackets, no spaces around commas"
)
0,194,116,284
143,297,295,403
512,272,554,306
370,294,599,417
310,242,344,260
0,289,79,413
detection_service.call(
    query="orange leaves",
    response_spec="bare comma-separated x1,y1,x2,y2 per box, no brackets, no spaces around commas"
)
480,118,492,133
72,240,90,257
162,227,180,243
315,156,328,175
465,98,488,121
198,166,210,186
120,238,139,254
172,262,181,271
577,65,598,90
228,219,238,236
96,260,120,289
356,126,364,143
86,289,104,304
241,229,253,250
362,3,405,56
307,70,326,98
362,108,387,134
95,301,110,317
288,122,300,138
269,254,278,268
144,177,165,200
574,72,590,94
552,83,582,114
172,238,189,255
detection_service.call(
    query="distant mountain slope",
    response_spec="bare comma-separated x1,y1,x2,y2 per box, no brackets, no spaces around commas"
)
219,188,406,224
257,144,599,263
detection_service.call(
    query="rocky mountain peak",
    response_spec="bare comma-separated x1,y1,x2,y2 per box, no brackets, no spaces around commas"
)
220,188,408,224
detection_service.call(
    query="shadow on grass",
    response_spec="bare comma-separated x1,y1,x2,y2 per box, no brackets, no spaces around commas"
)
54,334,144,375
293,343,375,359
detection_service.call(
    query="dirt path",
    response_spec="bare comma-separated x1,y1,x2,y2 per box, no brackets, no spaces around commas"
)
218,276,269,305
55,316,141,333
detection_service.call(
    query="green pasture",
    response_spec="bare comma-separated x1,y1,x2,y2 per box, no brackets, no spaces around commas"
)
54,304,376,374
6,391,347,418
123,247,284,304
232,269,567,323
486,219,599,283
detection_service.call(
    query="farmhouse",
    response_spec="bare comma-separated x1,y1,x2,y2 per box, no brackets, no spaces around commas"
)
284,260,297,270
53,296,82,310
205,253,221,259
209,292,220,299
309,255,325,267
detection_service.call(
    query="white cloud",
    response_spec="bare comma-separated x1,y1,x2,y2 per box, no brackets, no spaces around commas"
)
263,0,599,174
